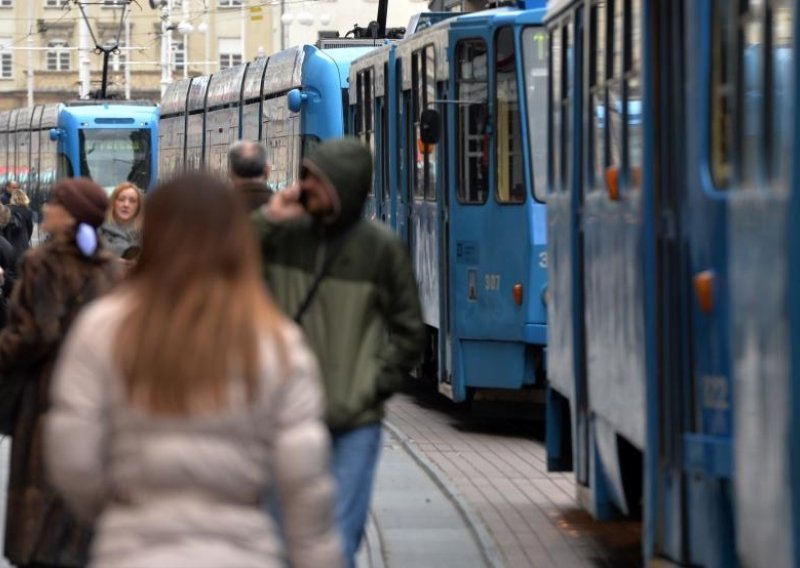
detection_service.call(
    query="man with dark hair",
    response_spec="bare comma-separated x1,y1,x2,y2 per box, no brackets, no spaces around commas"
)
228,140,273,211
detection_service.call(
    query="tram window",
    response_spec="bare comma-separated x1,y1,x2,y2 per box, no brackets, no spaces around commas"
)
0,132,5,180
355,73,364,135
740,7,763,188
411,53,424,199
626,0,642,188
57,153,73,179
589,1,608,189
495,27,524,204
607,5,622,180
710,0,736,189
301,135,320,160
561,23,572,193
425,46,437,202
413,46,437,202
769,2,793,183
549,27,561,193
522,26,548,202
612,0,623,78
456,39,489,204
357,68,375,196
382,61,390,201
263,97,300,191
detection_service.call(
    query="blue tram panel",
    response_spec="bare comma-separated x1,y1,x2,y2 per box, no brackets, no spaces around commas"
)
0,101,157,224
158,44,376,184
545,0,800,566
348,5,549,405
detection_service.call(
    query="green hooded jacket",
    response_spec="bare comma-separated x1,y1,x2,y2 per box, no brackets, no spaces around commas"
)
252,138,425,431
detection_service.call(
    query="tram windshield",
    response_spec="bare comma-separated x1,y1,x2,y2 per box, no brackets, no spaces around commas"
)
78,128,152,192
522,27,548,202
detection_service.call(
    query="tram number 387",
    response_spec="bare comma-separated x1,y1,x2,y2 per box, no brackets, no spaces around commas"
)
485,274,501,291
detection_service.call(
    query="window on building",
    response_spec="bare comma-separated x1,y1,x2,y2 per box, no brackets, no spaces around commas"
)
173,41,185,72
218,38,242,69
0,38,11,79
0,0,12,7
102,0,125,6
218,0,242,6
45,0,67,7
46,41,70,71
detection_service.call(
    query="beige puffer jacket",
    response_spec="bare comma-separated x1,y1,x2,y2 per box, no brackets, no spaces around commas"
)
44,293,343,568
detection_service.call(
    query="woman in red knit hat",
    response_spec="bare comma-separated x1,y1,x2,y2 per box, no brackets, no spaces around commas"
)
0,177,119,568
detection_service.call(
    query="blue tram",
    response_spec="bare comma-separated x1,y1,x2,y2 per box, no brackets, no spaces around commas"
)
0,102,158,222
348,1,549,405
545,0,799,565
158,44,377,184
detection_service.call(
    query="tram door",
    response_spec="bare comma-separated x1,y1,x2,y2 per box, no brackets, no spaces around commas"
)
545,8,589,485
675,2,737,565
408,45,442,363
727,2,796,567
645,0,691,561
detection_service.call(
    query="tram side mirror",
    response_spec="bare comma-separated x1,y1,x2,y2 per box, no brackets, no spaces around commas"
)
49,128,62,142
420,109,441,145
287,89,308,113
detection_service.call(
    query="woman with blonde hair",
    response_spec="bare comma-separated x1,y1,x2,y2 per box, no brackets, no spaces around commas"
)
45,172,342,568
99,181,144,257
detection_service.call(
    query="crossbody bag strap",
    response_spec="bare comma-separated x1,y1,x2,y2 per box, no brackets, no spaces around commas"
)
293,226,355,324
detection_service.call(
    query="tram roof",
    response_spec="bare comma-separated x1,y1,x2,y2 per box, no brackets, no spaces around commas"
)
449,4,546,27
62,102,159,126
316,46,381,89
545,0,576,20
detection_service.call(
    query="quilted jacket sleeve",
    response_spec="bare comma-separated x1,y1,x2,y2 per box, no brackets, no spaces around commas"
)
270,328,343,568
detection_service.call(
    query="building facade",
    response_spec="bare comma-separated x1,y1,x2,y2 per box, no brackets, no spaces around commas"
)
0,0,275,109
271,0,429,50
0,0,476,110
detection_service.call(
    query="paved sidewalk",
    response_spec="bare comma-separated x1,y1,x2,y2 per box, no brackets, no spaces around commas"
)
385,392,642,568
359,428,487,568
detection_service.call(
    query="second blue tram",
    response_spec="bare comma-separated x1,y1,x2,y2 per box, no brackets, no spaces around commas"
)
348,1,549,406
158,44,377,185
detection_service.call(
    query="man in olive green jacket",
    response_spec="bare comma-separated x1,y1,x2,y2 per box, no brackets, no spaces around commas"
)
252,137,425,567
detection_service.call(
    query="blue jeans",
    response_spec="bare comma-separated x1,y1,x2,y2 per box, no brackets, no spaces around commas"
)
331,423,382,568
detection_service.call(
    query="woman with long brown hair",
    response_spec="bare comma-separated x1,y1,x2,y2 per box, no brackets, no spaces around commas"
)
45,172,342,568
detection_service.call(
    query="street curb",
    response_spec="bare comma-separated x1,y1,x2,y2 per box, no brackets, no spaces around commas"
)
382,420,506,568
363,511,387,568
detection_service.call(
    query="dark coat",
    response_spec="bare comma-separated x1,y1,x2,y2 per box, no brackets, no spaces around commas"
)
3,205,33,260
0,234,118,567
236,180,273,212
0,234,17,329
252,138,425,431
